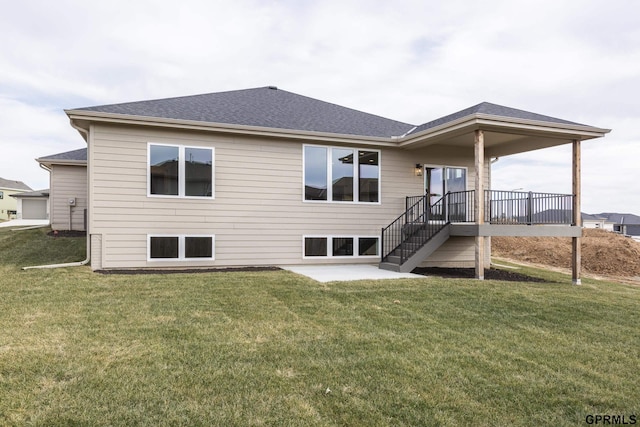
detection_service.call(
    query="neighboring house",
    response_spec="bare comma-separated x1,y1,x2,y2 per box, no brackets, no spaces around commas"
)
36,148,88,231
582,213,615,231
64,86,610,281
624,226,640,242
11,189,50,220
593,212,640,237
0,177,32,220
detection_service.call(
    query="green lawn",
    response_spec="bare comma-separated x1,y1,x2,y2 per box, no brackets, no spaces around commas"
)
1,227,639,426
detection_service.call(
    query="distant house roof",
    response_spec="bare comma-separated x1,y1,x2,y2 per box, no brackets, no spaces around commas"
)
68,87,414,138
594,212,640,225
582,213,607,221
0,177,32,191
11,189,49,198
37,148,87,166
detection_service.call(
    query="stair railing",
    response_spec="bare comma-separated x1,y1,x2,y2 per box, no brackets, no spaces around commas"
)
381,194,449,264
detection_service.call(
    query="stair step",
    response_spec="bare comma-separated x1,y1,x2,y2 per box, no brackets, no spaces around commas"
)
386,255,401,264
379,262,402,272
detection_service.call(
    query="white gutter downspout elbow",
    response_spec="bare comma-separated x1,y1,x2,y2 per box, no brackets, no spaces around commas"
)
22,258,90,270
23,120,91,271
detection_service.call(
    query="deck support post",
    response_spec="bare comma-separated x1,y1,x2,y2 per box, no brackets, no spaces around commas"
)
572,139,582,285
474,129,485,280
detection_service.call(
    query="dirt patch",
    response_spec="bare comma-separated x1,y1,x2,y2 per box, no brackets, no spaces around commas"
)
413,267,549,282
47,230,87,238
492,228,640,277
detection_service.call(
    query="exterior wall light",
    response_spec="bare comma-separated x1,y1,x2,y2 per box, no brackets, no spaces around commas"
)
415,164,423,177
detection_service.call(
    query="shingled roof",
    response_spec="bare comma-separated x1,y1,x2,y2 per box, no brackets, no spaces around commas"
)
71,86,414,138
68,86,605,141
37,148,87,162
0,177,32,191
407,102,587,136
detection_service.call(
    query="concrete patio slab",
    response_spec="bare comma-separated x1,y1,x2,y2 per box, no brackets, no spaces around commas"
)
280,264,427,283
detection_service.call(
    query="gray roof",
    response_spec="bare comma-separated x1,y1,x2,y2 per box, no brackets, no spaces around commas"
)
38,148,87,162
69,87,598,139
582,213,606,221
408,102,586,135
592,212,640,225
0,177,32,191
11,189,49,198
71,86,414,138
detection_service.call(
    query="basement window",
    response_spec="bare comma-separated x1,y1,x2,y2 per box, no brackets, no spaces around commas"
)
303,236,379,258
148,235,215,261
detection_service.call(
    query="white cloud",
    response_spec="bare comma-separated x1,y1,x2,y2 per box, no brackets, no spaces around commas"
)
0,0,638,212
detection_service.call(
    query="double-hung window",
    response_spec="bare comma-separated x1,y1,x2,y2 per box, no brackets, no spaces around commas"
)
149,143,214,198
304,145,380,203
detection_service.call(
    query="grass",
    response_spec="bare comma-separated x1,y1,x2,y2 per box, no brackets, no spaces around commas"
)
1,227,639,426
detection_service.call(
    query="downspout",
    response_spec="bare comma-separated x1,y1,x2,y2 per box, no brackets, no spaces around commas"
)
23,120,91,270
39,163,52,223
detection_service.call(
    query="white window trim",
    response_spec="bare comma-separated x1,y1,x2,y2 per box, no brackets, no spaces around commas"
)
302,235,380,259
302,144,381,204
147,142,215,199
147,234,216,262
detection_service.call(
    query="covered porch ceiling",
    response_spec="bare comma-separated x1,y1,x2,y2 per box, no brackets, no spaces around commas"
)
397,115,611,157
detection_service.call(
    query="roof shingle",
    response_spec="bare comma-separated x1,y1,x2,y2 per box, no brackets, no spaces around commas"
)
38,148,87,162
408,102,586,135
69,87,598,139
72,86,414,138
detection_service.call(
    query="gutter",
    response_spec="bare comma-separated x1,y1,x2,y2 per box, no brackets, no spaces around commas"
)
23,121,91,271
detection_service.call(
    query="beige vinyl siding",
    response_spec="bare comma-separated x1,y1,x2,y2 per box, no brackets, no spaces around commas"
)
88,123,485,269
418,237,491,268
51,165,87,231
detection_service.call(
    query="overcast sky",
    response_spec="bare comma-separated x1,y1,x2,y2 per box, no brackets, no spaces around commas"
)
1,0,638,214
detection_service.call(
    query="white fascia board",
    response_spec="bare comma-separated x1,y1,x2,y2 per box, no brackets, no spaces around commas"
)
474,113,611,135
65,110,399,148
398,114,611,147
65,109,610,150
